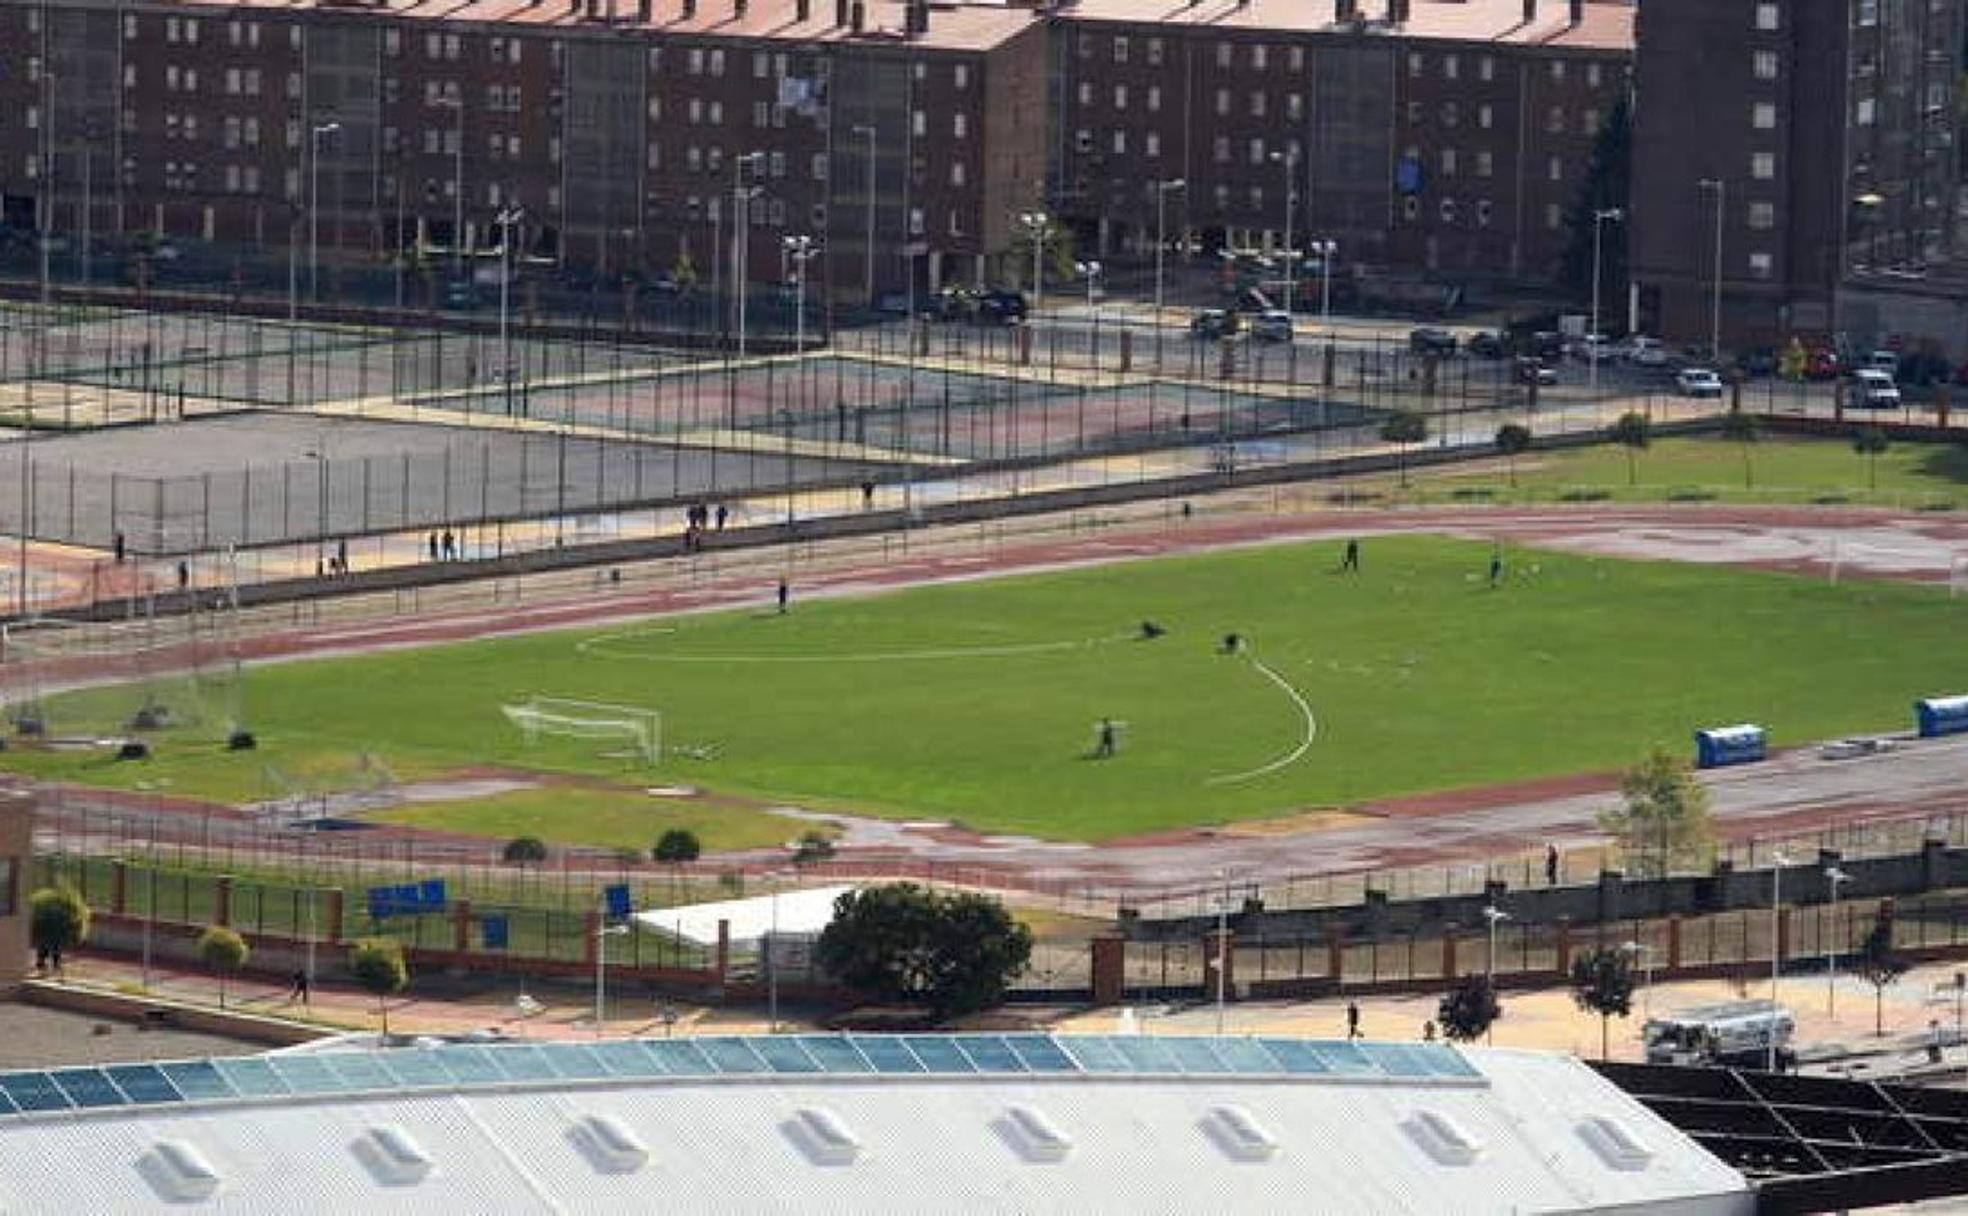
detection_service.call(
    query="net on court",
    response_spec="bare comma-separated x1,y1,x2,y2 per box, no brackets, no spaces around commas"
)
1,609,242,742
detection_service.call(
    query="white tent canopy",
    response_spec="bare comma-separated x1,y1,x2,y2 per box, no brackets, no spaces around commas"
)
632,885,855,947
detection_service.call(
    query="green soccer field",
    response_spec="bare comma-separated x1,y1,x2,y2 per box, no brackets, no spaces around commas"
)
11,534,1968,841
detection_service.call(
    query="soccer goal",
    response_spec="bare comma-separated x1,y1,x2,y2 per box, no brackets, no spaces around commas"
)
501,696,662,765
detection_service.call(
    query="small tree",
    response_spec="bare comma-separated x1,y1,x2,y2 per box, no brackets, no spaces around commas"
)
28,884,90,975
1720,410,1760,489
1437,973,1503,1044
197,926,249,1010
350,938,410,1036
792,831,836,867
1597,747,1715,879
815,884,1033,1018
502,836,549,865
1611,411,1651,486
653,828,702,866
1856,916,1908,1037
1853,425,1890,491
1494,423,1532,487
1380,410,1428,486
1570,946,1637,1060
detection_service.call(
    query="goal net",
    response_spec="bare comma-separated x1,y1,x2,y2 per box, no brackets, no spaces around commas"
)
502,696,661,765
2,613,236,740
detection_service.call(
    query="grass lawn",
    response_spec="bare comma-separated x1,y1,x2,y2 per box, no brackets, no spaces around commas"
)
369,787,823,856
1379,435,1968,504
13,534,1968,842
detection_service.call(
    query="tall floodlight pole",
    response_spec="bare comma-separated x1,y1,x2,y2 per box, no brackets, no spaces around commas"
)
1825,866,1851,1018
1769,851,1789,1071
594,920,629,1038
1483,905,1509,1044
1271,147,1298,317
1698,179,1725,364
1589,208,1623,394
851,124,877,307
496,204,524,417
308,121,341,303
1154,179,1185,372
1075,260,1102,370
733,152,765,359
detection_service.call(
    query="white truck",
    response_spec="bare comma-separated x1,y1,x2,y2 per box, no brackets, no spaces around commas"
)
1643,1000,1795,1069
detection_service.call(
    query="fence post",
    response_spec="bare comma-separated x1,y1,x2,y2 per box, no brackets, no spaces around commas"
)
453,899,472,954
1553,917,1571,977
325,888,345,944
213,875,233,928
1091,936,1125,1005
1666,914,1682,971
110,861,128,916
1441,926,1458,980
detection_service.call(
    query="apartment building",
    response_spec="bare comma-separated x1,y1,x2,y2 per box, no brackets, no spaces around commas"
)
1630,0,1964,349
0,0,1050,302
1050,0,1632,286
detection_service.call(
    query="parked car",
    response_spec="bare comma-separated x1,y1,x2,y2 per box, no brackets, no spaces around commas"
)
1191,309,1242,340
1250,310,1294,343
1524,330,1566,361
1804,346,1843,380
1465,331,1506,359
1675,367,1725,398
1514,357,1559,386
1850,368,1902,409
1862,350,1901,375
977,290,1027,323
1409,327,1458,357
1619,335,1668,367
1569,333,1617,363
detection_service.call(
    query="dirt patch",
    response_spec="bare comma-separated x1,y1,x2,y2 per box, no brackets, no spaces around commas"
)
1216,807,1384,837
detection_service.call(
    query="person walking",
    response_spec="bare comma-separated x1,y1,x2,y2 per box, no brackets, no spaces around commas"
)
1093,718,1117,759
1342,538,1360,572
1346,1001,1362,1040
1488,548,1505,588
289,967,311,1006
776,579,789,614
1545,844,1560,887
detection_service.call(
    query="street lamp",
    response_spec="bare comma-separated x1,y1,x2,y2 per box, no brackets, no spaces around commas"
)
1307,239,1338,333
782,234,817,356
732,151,765,359
1697,179,1725,365
1153,179,1186,372
495,204,524,417
1018,211,1050,317
1769,850,1789,1071
1825,866,1852,1018
1589,208,1624,393
850,124,877,308
305,120,340,303
434,93,466,282
593,920,631,1037
1482,905,1508,1044
1622,940,1656,1019
134,779,168,991
37,68,54,312
1269,147,1299,318
1074,259,1102,370
765,872,784,1033
1213,867,1237,1036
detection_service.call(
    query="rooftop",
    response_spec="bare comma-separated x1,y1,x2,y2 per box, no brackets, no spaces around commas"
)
178,0,1042,53
0,1033,1751,1214
1062,0,1633,51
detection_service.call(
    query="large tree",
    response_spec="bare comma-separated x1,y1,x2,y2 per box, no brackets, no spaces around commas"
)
1598,747,1715,879
1380,410,1429,486
1720,410,1761,488
1558,96,1632,302
197,926,249,1010
1494,423,1532,487
1610,411,1651,486
1853,426,1890,491
816,884,1033,1018
1570,946,1637,1061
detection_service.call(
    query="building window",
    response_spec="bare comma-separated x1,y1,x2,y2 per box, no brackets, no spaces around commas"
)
1440,101,1459,127
1289,46,1304,71
1478,56,1494,82
1548,155,1563,182
954,64,969,89
1407,101,1422,126
1145,132,1161,158
1855,96,1877,126
1216,88,1230,117
1443,54,1458,80
1250,91,1266,118
1147,37,1163,66
1549,60,1565,83
1287,93,1303,120
951,161,966,187
1248,137,1265,165
1251,44,1267,70
1077,129,1093,154
1111,130,1126,155
1478,104,1493,130
1476,199,1493,227
1545,106,1565,133
1113,35,1128,63
1217,42,1232,69
1249,186,1263,212
1408,52,1423,77
1747,251,1773,279
1147,86,1162,113
1748,201,1775,229
954,113,968,138
1113,85,1128,110
1752,102,1776,129
1751,151,1775,179
1403,196,1420,220
1439,199,1457,223
1586,62,1602,88
1213,136,1230,163
1544,203,1562,230
1755,2,1779,30
1475,150,1493,178
1078,82,1092,107
811,152,827,180
1752,50,1778,79
1440,148,1457,176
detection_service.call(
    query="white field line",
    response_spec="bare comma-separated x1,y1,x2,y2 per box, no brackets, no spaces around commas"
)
1205,655,1317,786
573,629,1129,664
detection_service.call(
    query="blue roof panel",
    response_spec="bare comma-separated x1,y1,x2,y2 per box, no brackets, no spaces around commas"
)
853,1036,926,1074
0,1073,70,1113
797,1036,874,1074
103,1064,181,1106
49,1068,127,1109
158,1061,235,1102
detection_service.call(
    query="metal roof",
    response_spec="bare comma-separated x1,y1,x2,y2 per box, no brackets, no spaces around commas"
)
0,1036,1753,1215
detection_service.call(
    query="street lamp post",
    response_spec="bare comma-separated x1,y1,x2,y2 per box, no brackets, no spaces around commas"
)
1825,866,1852,1018
1482,904,1508,1044
594,920,630,1037
1589,208,1624,394
495,204,524,417
135,779,167,990
1213,868,1234,1036
1622,940,1656,1019
1074,260,1102,371
1153,179,1185,372
308,121,341,304
766,874,783,1033
1698,179,1725,364
1018,211,1049,317
1308,239,1337,332
851,124,877,308
732,152,765,359
1270,147,1299,318
1770,851,1789,1071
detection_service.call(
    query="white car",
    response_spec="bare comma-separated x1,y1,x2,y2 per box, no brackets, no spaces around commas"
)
1675,368,1724,399
1851,368,1901,409
1620,336,1668,367
1249,310,1295,343
1569,333,1616,362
